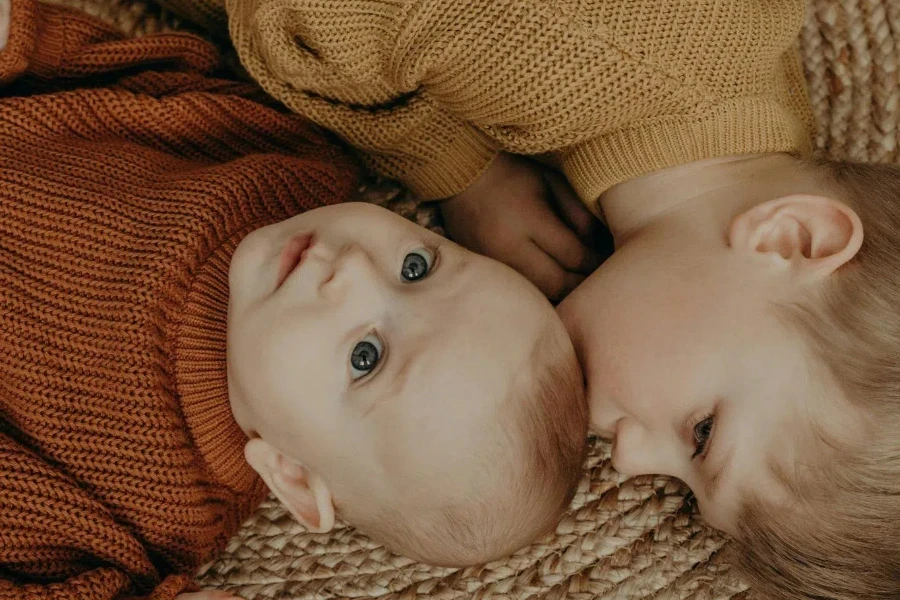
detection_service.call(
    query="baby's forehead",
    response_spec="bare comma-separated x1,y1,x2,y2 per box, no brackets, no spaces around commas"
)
369,384,515,504
385,288,549,403
370,333,541,485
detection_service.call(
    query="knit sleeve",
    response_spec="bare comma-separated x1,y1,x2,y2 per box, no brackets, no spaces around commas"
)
224,0,814,206
224,0,502,200
0,0,219,92
0,433,194,600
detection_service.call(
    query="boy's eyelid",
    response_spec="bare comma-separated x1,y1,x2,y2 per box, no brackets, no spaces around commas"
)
685,407,718,461
698,413,717,461
681,410,711,453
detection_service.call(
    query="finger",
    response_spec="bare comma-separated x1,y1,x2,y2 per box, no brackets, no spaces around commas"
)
354,180,403,205
0,0,9,53
176,591,243,600
507,242,585,302
542,169,601,241
529,205,602,274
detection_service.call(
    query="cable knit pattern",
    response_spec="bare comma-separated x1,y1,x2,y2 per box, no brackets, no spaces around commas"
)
219,0,816,206
0,2,358,598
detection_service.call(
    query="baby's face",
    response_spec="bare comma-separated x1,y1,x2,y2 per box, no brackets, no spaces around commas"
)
558,223,862,535
227,202,555,509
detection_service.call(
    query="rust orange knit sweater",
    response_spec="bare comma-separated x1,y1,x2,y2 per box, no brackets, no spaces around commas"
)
0,2,358,599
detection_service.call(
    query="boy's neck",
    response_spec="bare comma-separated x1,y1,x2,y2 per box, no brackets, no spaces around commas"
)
599,153,817,241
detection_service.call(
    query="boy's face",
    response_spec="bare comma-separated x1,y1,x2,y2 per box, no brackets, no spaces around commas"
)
227,202,555,507
558,217,858,535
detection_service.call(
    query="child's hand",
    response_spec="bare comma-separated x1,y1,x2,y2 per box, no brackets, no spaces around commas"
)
175,592,242,600
442,153,602,301
0,0,9,52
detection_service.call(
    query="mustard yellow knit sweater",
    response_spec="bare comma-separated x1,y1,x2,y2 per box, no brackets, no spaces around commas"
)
163,0,815,208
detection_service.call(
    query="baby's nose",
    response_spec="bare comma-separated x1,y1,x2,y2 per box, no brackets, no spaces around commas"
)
328,243,384,293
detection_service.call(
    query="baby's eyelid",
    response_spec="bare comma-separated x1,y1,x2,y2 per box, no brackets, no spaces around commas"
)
424,243,442,274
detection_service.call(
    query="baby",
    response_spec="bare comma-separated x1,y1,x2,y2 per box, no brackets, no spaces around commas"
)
212,0,900,597
0,3,588,600
226,202,588,565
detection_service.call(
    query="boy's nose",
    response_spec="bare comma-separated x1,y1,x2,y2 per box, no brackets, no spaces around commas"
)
591,396,626,438
610,418,679,479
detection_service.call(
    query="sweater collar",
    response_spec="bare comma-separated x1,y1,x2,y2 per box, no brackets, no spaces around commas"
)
174,227,264,496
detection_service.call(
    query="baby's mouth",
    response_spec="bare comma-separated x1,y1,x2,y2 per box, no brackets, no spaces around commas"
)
275,232,314,290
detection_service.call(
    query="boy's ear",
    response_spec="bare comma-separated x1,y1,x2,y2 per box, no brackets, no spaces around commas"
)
729,194,863,278
243,439,335,533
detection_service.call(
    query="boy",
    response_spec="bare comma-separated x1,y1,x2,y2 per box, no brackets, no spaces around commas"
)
0,1,589,598
219,0,900,597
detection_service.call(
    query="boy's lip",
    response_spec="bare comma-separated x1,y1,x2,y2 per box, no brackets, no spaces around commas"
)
275,232,315,290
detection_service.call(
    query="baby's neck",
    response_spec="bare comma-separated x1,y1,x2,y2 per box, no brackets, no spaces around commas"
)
599,153,815,242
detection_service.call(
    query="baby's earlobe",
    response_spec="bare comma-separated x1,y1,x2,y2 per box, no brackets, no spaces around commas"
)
243,440,335,533
274,464,335,533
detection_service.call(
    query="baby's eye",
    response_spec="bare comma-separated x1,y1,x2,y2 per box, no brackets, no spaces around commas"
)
691,414,715,460
401,248,434,282
350,333,383,380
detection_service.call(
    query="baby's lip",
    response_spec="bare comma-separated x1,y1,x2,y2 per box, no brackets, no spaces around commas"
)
275,232,315,290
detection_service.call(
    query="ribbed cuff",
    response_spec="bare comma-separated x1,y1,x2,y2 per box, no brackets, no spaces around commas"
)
369,121,501,201
176,224,264,498
559,97,814,211
0,0,40,85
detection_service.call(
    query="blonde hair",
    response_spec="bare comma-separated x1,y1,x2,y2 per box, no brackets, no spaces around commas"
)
733,159,900,600
346,320,589,567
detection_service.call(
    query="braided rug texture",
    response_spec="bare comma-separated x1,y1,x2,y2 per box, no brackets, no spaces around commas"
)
37,0,900,598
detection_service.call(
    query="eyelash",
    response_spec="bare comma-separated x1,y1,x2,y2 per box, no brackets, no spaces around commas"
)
690,413,715,461
418,243,442,276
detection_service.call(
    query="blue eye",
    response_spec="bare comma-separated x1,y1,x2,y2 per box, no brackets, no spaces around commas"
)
350,333,383,380
401,248,434,282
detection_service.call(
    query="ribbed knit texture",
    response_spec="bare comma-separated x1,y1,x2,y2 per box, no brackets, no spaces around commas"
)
0,2,358,599
212,0,817,207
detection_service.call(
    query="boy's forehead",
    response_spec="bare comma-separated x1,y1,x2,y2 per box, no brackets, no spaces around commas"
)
730,382,859,523
700,367,837,530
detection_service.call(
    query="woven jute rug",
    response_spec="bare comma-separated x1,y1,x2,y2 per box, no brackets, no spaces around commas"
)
37,0,900,598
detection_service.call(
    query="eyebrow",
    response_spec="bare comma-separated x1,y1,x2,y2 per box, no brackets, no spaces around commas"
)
706,444,736,503
367,342,414,417
438,249,469,299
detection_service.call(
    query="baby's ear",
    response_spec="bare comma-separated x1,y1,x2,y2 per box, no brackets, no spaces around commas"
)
729,194,863,278
243,439,335,533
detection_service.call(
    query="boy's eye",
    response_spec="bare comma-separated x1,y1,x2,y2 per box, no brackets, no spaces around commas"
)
350,333,383,380
691,414,715,460
401,248,434,282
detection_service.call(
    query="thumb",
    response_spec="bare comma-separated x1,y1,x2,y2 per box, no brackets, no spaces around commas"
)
175,591,244,600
